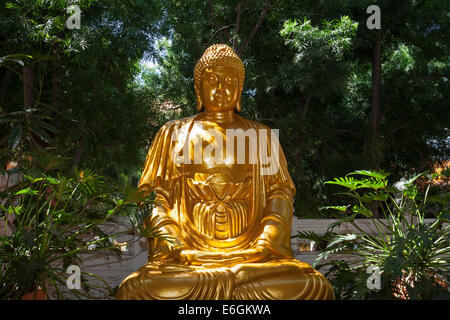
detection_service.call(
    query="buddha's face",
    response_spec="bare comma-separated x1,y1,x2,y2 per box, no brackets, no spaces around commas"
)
199,64,240,112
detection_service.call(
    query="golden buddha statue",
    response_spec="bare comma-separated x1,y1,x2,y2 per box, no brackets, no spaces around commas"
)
116,44,334,300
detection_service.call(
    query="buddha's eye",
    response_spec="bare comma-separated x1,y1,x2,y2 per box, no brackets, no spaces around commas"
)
225,77,237,84
207,74,218,84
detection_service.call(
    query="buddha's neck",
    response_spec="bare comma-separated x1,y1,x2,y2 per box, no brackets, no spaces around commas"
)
203,109,236,123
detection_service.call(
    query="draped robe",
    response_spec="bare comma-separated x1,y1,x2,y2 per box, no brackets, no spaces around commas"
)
116,113,334,300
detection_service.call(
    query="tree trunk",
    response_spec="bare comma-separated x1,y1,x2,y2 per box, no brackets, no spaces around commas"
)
370,33,382,217
23,65,34,109
51,63,62,109
370,33,382,169
72,144,85,168
296,90,310,175
0,69,12,107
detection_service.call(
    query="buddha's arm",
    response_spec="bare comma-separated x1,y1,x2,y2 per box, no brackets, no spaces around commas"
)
138,121,188,260
254,140,296,259
146,188,188,260
254,184,294,258
225,142,296,262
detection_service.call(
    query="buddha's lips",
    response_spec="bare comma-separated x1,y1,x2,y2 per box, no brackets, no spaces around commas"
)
214,94,225,101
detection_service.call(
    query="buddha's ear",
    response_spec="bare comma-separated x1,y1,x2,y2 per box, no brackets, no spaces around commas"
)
236,97,242,112
196,99,203,112
236,89,242,112
195,86,203,112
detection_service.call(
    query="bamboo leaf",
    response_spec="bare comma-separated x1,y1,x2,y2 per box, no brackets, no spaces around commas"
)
29,125,51,143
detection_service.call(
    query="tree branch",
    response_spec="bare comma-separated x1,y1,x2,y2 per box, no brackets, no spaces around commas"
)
208,0,225,43
237,0,272,55
412,74,447,84
206,25,236,47
166,104,186,110
156,101,187,110
233,2,242,50
382,123,409,142
207,0,215,16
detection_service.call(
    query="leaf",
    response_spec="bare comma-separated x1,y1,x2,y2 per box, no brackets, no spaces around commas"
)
324,176,359,190
353,204,373,217
359,178,387,190
402,184,418,200
44,176,59,185
367,191,389,201
29,125,51,143
320,205,350,213
0,118,14,125
8,124,22,150
30,151,70,171
15,187,39,196
334,192,366,202
438,213,450,223
328,233,358,247
0,54,32,66
4,2,18,9
7,58,24,66
440,168,450,178
404,171,428,186
72,128,84,141
327,213,358,231
347,170,390,180
32,119,58,134
23,230,38,249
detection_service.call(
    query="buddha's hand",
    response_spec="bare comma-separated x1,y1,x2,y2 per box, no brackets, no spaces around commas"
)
217,246,271,264
179,246,270,267
179,250,244,266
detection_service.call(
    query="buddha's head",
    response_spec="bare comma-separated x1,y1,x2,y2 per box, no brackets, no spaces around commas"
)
194,44,245,112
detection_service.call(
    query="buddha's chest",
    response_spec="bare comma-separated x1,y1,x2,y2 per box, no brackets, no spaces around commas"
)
181,165,254,241
174,120,259,242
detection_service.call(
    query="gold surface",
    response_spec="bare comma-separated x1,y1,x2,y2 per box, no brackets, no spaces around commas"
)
116,44,334,300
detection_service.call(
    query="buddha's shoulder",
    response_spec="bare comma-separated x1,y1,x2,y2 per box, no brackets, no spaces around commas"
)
235,114,272,130
159,114,272,131
159,115,198,131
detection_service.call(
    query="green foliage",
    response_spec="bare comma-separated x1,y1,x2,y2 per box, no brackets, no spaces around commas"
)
299,170,450,300
279,16,358,96
0,1,448,300
0,152,166,299
0,0,164,184
1,0,448,221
